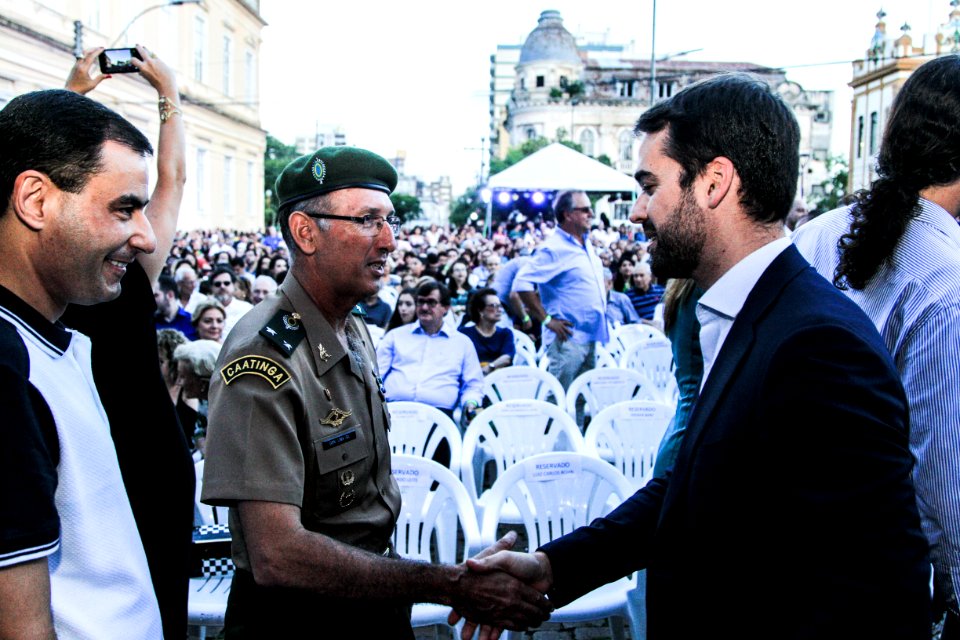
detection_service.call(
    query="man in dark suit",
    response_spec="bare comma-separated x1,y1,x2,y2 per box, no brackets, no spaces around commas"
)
457,74,931,639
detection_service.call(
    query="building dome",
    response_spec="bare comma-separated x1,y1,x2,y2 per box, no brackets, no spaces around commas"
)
519,10,581,65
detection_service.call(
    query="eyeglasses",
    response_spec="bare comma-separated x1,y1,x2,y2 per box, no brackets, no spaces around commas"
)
484,302,502,310
212,280,232,288
570,206,593,215
300,210,401,236
416,297,441,308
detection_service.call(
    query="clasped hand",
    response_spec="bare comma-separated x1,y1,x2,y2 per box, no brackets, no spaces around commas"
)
448,531,554,640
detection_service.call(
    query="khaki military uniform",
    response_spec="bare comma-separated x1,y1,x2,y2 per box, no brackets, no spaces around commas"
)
202,273,406,637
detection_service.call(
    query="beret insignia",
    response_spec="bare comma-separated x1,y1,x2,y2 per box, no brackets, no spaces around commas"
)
311,157,326,183
220,355,291,389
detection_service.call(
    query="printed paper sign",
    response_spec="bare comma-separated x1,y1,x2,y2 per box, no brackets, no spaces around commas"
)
498,400,541,417
389,406,424,421
392,465,431,487
589,372,633,388
525,456,581,482
619,403,661,420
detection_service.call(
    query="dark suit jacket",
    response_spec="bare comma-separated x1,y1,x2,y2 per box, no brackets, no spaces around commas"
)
542,246,931,638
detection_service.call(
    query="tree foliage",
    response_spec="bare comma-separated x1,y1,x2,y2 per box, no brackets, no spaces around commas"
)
449,187,481,228
263,134,300,226
810,155,849,215
390,193,422,223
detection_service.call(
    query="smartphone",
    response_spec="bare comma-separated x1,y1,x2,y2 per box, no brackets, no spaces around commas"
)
98,47,143,74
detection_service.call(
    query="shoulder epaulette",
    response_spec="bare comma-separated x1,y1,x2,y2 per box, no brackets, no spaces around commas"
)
259,310,307,357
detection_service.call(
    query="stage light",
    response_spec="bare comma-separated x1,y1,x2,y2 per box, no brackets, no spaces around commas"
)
531,191,545,205
497,191,512,205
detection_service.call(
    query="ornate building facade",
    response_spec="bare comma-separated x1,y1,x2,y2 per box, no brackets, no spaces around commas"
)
0,0,266,230
490,10,833,210
849,3,960,191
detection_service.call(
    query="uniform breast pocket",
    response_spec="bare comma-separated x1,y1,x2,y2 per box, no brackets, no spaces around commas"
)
311,425,371,517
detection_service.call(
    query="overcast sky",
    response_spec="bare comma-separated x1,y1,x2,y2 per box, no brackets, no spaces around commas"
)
259,0,950,194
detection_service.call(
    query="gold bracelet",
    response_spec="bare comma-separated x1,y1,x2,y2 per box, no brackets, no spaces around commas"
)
158,95,182,123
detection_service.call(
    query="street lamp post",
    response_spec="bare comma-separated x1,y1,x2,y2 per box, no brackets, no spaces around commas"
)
110,0,201,47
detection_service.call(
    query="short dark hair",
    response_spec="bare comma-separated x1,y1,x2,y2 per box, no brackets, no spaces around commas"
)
553,190,586,224
836,54,960,290
0,89,153,217
157,274,178,297
416,279,451,306
468,287,498,324
211,267,236,284
634,73,799,224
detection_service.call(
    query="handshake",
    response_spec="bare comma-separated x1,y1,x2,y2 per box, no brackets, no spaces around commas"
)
444,531,556,640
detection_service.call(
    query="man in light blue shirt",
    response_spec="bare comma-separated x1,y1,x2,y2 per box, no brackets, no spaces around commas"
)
377,280,483,422
514,190,608,388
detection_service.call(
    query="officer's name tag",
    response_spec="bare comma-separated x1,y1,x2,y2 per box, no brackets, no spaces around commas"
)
392,466,431,487
524,456,581,482
321,429,357,450
220,355,291,389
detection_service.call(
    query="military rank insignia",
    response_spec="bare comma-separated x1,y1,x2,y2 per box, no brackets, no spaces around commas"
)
260,310,307,357
220,355,291,389
320,408,353,428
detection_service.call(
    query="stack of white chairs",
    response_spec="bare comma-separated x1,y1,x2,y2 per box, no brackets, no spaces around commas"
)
565,368,659,429
386,401,462,478
391,455,482,636
482,366,565,407
461,399,584,522
606,324,667,363
584,400,674,489
479,452,639,639
511,328,539,368
618,338,677,406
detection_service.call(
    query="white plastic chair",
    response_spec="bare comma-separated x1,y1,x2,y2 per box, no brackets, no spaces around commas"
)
607,324,667,362
479,452,638,640
483,366,566,407
565,368,659,428
460,399,585,521
387,401,463,478
584,400,674,488
618,338,676,406
594,343,619,369
391,455,482,634
511,328,538,367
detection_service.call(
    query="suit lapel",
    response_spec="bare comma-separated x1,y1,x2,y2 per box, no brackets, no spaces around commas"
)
659,245,811,517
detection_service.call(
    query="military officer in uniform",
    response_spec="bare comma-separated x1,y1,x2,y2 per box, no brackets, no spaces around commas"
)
201,147,551,638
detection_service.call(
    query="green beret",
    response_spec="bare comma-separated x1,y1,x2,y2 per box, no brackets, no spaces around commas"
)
275,147,398,208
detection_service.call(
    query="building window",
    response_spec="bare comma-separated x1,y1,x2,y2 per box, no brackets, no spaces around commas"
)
526,127,537,141
559,76,568,88
579,129,595,157
857,115,864,159
222,36,232,96
244,49,256,102
193,15,206,82
869,111,878,155
536,75,545,88
619,81,634,97
658,81,675,99
619,130,633,162
223,155,234,216
196,148,207,213
520,77,526,90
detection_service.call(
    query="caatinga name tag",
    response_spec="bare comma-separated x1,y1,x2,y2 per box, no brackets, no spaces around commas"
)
220,355,291,389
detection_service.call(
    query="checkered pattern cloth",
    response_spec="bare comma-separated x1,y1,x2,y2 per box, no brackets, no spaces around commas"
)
200,556,235,577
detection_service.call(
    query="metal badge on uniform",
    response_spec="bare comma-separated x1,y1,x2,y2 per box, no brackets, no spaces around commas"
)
320,408,353,429
220,355,292,389
317,342,331,361
340,469,355,486
339,489,356,508
260,310,307,357
320,427,357,449
323,387,333,401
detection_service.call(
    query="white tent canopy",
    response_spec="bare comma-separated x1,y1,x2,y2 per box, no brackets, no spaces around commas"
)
486,143,637,194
